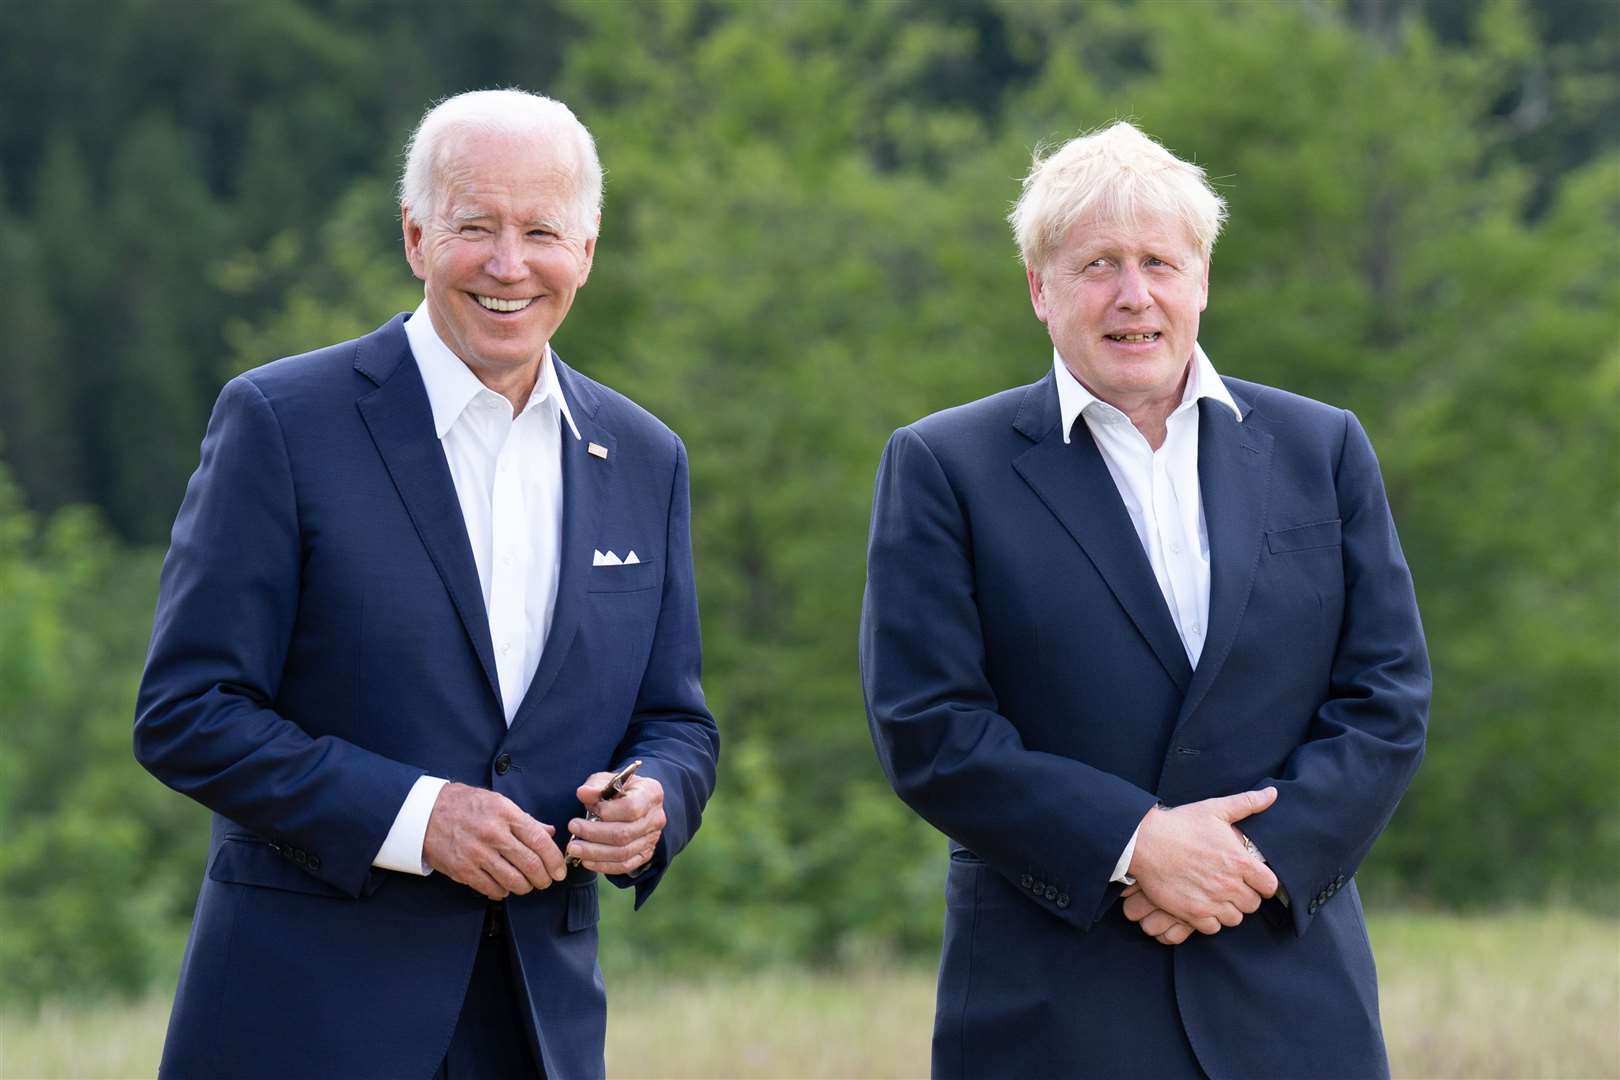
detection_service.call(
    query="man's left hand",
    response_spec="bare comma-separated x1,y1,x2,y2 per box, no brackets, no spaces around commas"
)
567,772,666,875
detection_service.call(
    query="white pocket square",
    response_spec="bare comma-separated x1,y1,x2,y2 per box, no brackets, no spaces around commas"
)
592,549,640,567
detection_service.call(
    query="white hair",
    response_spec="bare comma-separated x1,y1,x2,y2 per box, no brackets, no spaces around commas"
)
399,88,603,238
1009,121,1227,272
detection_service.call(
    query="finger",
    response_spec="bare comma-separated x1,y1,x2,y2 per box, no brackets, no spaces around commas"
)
1120,883,1141,899
579,844,656,877
466,867,509,902
498,827,552,891
591,780,663,823
574,772,616,809
566,832,662,869
1162,922,1194,945
1140,910,1178,937
483,853,532,897
512,819,567,883
1242,859,1280,899
1235,887,1263,915
1213,786,1277,823
1192,915,1223,935
1122,892,1156,922
1216,903,1244,928
571,810,664,848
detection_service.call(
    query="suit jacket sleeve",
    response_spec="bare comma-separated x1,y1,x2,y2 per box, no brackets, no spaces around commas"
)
134,376,424,898
606,435,720,907
1240,410,1430,936
861,426,1159,930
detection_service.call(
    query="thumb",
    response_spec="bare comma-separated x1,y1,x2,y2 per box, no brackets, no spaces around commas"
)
1213,786,1277,823
576,772,613,806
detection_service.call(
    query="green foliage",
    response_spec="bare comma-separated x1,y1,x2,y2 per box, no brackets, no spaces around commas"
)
0,469,206,1002
0,0,1614,1002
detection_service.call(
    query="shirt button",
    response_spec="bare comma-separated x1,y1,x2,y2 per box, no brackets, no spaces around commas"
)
1170,541,1183,554
500,642,512,655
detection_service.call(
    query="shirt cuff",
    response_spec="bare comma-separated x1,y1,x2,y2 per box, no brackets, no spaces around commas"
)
1111,821,1143,885
372,775,448,876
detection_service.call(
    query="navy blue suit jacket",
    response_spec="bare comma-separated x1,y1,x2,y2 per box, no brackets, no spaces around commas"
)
860,370,1428,1079
136,315,719,1079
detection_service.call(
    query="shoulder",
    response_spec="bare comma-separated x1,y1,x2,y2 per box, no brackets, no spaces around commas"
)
1223,375,1345,426
904,377,1048,458
1221,376,1388,479
233,315,407,406
554,355,684,465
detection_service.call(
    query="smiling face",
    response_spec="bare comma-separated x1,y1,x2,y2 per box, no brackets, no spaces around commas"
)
1027,210,1209,418
403,130,595,393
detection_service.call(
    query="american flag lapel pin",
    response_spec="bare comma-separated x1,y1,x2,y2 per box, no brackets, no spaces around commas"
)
587,442,609,460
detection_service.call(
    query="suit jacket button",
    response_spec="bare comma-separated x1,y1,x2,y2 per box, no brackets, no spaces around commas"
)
1044,885,1057,901
1308,900,1319,914
307,854,321,871
1031,880,1045,894
293,849,307,865
494,753,513,775
1020,875,1033,889
1056,893,1070,909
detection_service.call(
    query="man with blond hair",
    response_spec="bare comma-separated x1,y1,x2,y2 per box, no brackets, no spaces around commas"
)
861,122,1428,1078
137,89,719,1079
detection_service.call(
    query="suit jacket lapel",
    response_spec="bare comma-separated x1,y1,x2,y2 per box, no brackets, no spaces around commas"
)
354,316,502,710
1011,375,1193,694
1175,392,1274,726
511,357,610,728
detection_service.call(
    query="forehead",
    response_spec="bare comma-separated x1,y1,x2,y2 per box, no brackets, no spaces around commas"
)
1057,208,1200,258
435,131,577,215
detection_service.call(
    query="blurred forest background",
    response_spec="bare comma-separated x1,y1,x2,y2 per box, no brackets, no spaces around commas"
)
0,0,1616,1016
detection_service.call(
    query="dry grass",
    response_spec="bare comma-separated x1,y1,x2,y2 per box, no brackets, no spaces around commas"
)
3,910,1614,1079
1374,910,1619,1079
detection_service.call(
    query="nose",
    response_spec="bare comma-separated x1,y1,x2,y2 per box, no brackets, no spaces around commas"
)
485,228,527,283
1115,264,1152,311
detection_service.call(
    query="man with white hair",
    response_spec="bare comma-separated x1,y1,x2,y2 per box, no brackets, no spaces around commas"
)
861,122,1428,1078
137,89,719,1079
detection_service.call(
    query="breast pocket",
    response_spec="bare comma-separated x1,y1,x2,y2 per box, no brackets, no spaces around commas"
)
1266,518,1342,554
587,559,661,593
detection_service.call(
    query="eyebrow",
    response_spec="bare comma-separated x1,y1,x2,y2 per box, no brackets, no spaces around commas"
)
445,207,570,234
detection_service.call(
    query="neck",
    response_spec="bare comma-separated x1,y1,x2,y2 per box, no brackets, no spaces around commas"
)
1071,364,1190,452
473,353,546,416
1121,389,1181,450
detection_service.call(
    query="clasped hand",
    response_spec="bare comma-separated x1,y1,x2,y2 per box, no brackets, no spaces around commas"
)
1121,787,1279,946
422,773,666,901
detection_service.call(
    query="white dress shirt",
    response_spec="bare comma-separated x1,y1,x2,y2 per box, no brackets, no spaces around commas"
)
372,301,581,875
1050,345,1244,883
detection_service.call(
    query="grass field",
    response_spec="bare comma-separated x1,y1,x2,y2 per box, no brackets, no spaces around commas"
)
3,910,1615,1079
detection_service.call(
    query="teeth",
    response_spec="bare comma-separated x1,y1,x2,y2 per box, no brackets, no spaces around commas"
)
1110,333,1160,342
476,295,533,313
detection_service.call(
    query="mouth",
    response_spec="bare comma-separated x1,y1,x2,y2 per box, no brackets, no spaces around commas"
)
474,294,535,313
1105,331,1161,343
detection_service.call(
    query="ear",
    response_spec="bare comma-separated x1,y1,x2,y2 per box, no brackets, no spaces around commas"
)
574,214,600,287
402,205,428,282
1197,256,1210,312
1026,266,1050,324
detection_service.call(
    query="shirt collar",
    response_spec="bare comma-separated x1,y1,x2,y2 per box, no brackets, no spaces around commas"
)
404,300,581,442
1054,342,1241,444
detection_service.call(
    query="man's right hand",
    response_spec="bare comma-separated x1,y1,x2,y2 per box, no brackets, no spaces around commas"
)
1127,787,1279,936
422,782,567,900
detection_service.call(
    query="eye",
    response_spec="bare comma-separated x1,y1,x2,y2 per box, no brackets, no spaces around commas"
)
1084,258,1110,271
458,224,490,238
